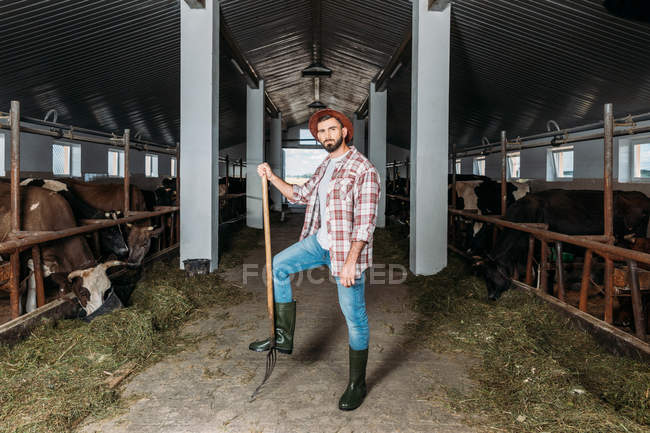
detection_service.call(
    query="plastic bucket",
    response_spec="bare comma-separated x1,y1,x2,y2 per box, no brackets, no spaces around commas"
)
183,259,211,277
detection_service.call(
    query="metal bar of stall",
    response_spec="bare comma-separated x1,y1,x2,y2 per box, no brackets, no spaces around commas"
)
10,101,20,233
123,129,131,216
457,111,650,154
500,131,507,216
447,208,650,267
604,103,615,324
0,208,178,255
455,124,650,159
9,101,21,319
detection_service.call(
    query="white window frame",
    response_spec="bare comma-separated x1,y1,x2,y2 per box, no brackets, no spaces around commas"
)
171,157,177,177
473,156,486,176
631,140,650,181
507,151,521,180
455,158,461,174
547,146,574,181
107,148,125,178
52,142,81,177
145,153,159,178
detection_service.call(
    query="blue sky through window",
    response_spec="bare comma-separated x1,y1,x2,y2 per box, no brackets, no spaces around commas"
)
283,148,327,185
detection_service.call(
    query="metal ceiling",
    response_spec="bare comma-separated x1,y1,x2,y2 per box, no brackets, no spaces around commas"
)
447,0,650,150
1,0,649,153
219,0,412,127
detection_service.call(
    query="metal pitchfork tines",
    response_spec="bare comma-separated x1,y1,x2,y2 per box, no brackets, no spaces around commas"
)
250,174,277,402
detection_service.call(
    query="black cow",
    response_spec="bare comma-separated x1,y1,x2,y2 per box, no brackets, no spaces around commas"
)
482,189,650,300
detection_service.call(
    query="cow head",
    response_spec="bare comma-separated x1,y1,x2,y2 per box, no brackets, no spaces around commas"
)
67,260,124,315
480,257,512,301
125,224,163,266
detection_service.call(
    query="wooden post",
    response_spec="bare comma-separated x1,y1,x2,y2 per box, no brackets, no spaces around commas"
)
10,101,20,233
626,260,646,341
540,240,549,293
579,249,593,312
123,129,131,215
603,104,614,324
9,101,21,318
31,245,46,308
10,251,20,319
525,235,535,285
500,130,507,217
555,242,565,302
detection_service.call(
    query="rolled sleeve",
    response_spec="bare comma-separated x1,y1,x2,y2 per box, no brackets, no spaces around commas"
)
351,168,381,243
288,172,319,205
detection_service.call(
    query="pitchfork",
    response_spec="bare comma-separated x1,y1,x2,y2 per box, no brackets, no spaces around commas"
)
250,174,277,401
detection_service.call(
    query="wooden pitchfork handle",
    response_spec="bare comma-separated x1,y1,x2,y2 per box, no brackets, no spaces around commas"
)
261,175,275,339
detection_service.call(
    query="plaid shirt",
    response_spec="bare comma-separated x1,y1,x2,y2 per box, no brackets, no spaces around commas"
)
289,146,381,279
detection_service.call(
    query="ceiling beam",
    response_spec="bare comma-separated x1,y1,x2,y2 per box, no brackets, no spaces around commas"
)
220,13,280,118
356,30,411,117
428,0,450,11
184,0,205,9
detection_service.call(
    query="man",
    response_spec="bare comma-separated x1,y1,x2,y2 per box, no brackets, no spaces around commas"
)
250,108,381,411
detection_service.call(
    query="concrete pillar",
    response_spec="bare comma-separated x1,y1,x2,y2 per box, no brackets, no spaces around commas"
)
179,0,220,271
269,113,283,211
353,114,367,156
368,82,387,228
409,0,451,275
246,80,265,229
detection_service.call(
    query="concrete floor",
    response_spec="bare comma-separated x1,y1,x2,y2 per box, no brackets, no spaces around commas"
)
79,219,478,433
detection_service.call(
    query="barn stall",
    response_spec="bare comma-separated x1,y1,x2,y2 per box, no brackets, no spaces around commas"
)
0,1,649,432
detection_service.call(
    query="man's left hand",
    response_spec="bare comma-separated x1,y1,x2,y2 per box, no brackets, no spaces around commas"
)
340,262,356,287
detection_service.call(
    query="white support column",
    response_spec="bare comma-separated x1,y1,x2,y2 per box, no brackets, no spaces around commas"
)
246,80,265,229
353,114,367,156
368,82,387,228
179,0,219,271
409,0,451,275
269,113,283,211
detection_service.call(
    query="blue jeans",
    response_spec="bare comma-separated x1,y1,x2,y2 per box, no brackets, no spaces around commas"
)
273,234,369,351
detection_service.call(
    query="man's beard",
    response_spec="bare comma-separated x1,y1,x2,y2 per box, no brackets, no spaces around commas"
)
321,136,343,153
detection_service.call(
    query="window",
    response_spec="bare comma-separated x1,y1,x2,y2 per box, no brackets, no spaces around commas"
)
299,128,318,145
507,152,520,180
171,157,177,177
455,158,461,174
548,146,574,180
145,154,158,177
283,148,327,186
473,156,486,176
633,142,650,179
52,143,81,177
0,134,5,176
108,149,125,177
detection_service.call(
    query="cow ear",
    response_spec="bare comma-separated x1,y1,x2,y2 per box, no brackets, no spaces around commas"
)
149,226,164,238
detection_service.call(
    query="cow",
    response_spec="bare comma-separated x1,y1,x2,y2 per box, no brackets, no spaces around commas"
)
0,183,124,314
20,179,128,259
57,180,163,266
449,177,530,253
481,189,650,301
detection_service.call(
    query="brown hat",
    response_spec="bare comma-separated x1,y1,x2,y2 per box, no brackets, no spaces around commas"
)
308,109,354,144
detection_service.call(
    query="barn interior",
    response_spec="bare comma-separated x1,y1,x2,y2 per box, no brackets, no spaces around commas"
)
0,0,649,432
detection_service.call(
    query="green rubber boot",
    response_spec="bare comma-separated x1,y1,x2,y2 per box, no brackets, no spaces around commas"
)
248,301,296,354
338,347,368,411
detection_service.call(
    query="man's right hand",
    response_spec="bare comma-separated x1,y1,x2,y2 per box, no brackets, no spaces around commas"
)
257,163,274,180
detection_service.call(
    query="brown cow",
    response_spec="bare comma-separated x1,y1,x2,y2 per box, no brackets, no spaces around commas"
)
59,180,162,266
0,183,123,314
